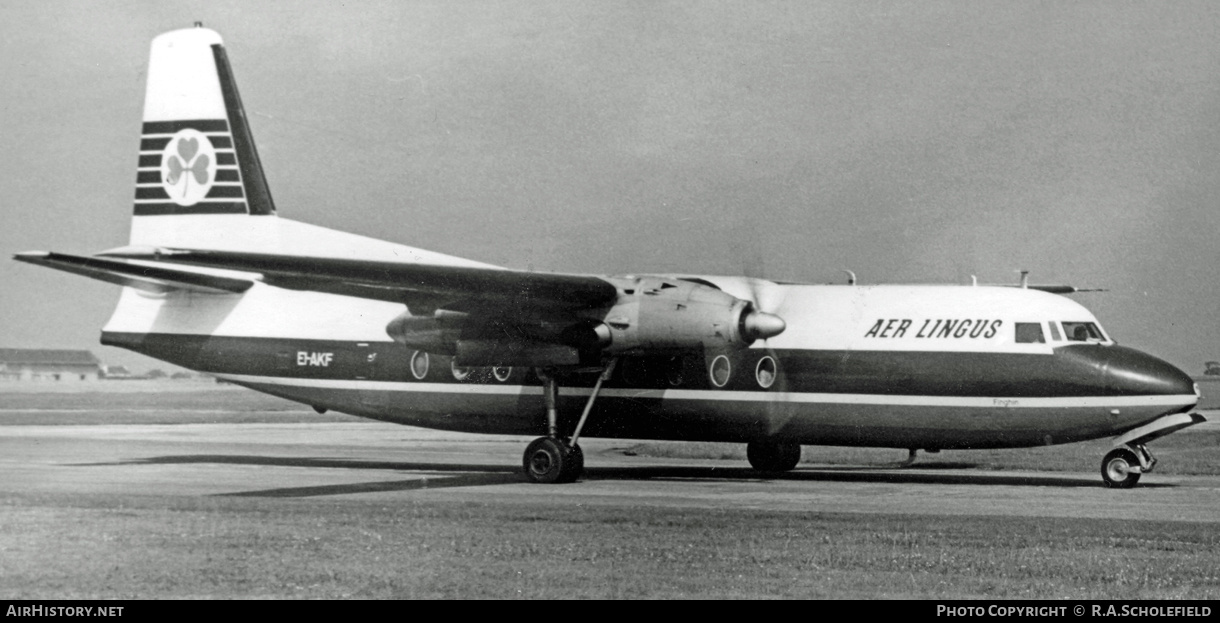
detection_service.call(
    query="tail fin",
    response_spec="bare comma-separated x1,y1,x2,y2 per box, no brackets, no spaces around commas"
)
122,27,488,262
132,26,274,243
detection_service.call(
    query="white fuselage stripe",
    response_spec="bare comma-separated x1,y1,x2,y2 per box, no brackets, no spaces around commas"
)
215,373,1197,409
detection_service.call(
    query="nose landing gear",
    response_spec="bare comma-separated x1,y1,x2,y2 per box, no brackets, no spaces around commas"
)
1100,412,1206,488
1101,446,1147,489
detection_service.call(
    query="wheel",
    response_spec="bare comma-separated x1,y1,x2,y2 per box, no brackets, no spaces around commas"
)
747,440,802,472
522,437,583,483
1101,448,1142,489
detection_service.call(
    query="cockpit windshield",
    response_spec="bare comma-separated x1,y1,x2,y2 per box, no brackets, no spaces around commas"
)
1061,321,1105,342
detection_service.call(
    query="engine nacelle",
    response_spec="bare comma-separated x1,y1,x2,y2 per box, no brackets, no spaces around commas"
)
386,311,584,366
577,277,785,355
385,277,785,365
384,312,462,355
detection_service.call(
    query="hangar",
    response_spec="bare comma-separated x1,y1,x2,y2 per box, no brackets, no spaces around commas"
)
0,349,102,382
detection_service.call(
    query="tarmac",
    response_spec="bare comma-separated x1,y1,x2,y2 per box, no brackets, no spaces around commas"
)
2,419,1217,523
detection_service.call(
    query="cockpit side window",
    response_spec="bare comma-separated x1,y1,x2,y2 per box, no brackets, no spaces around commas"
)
1048,321,1063,341
1062,322,1104,342
1015,323,1045,343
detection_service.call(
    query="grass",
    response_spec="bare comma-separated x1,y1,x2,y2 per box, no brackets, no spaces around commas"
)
1,492,1217,599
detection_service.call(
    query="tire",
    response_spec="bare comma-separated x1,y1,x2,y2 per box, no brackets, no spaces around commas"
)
522,437,582,484
1101,448,1142,489
747,440,802,472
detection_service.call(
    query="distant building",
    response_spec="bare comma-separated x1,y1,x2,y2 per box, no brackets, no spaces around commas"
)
101,365,136,379
0,349,102,382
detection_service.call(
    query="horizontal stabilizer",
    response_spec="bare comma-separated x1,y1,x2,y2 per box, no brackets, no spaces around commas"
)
14,251,254,295
98,247,618,311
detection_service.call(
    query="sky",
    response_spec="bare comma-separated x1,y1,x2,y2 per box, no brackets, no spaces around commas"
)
1,1,1218,373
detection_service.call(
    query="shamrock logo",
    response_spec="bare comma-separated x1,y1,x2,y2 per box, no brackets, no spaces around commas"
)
160,129,216,206
166,137,209,189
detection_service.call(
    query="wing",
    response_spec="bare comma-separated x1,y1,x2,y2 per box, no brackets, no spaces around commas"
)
97,247,618,313
13,251,253,295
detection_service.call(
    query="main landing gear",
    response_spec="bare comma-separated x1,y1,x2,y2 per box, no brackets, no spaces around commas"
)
523,436,584,484
746,440,802,472
522,361,616,484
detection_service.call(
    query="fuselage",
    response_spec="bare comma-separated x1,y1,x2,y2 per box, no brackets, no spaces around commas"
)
100,249,1199,451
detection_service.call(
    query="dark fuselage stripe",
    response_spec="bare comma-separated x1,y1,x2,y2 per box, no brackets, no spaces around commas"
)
215,373,1196,409
100,331,1186,399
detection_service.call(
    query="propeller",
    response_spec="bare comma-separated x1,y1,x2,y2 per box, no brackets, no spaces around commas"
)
736,222,787,342
740,301,786,342
736,241,794,439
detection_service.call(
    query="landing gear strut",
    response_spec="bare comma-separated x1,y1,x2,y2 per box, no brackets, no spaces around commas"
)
521,361,616,484
746,440,802,472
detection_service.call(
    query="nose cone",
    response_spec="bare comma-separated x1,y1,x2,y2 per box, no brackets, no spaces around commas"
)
1100,345,1197,397
741,311,786,342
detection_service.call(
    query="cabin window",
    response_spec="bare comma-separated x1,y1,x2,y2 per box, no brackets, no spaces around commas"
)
410,351,429,380
1062,322,1104,342
755,356,777,389
1014,323,1045,343
708,355,731,388
1048,321,1063,341
665,356,684,387
451,360,472,381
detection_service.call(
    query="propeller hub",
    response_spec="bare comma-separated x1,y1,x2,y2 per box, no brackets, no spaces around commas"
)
741,310,786,342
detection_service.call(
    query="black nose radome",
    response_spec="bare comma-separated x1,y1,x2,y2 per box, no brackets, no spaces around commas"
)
1099,345,1197,397
1056,344,1197,399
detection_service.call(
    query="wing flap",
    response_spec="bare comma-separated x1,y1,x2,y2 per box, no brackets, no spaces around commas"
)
14,251,254,295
